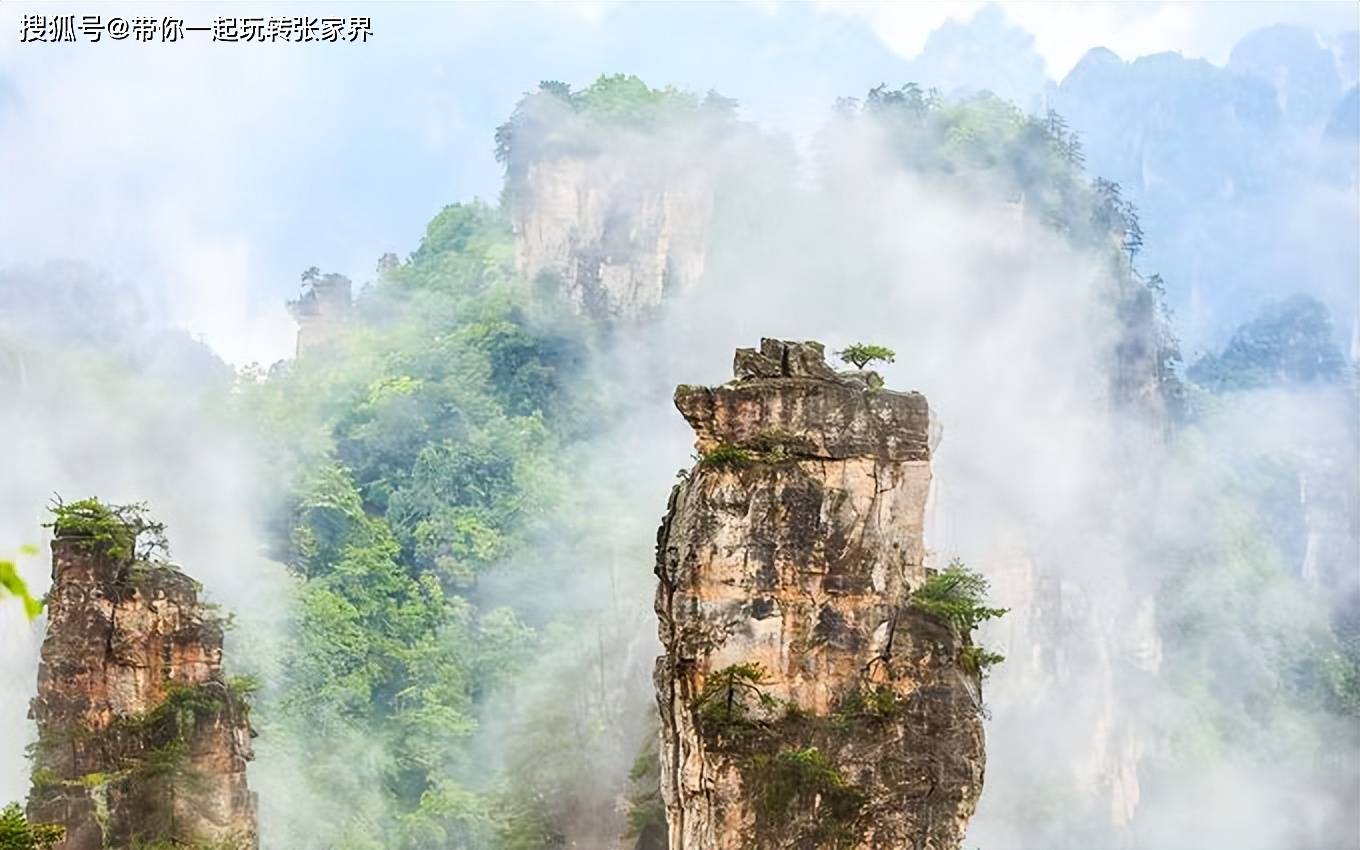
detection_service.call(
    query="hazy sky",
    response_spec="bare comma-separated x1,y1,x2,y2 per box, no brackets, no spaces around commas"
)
0,1,1354,364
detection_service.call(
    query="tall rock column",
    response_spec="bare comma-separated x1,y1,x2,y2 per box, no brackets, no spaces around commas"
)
653,340,985,850
26,501,257,850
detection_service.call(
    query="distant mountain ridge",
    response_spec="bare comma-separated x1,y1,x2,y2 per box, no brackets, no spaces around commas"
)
897,8,1359,355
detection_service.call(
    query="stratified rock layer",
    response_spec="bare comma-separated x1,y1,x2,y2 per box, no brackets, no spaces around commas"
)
511,154,711,322
27,523,257,850
654,340,985,850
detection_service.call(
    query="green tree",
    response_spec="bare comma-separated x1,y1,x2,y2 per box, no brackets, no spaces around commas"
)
836,343,896,370
910,561,1008,675
0,804,63,850
910,560,1009,634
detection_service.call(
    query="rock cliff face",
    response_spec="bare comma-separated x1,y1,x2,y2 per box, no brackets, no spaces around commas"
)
288,272,352,356
511,154,711,322
653,340,985,850
978,543,1159,842
27,507,257,850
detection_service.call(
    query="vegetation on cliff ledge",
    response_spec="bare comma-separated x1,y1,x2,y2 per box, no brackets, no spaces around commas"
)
836,343,896,371
27,679,244,794
688,667,889,846
694,443,756,470
911,560,1009,675
747,746,865,846
44,497,167,562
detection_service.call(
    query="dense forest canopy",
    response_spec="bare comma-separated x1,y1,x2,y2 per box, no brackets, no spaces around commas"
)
236,198,594,846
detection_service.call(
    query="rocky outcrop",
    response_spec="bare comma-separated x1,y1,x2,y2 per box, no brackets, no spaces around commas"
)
287,271,352,355
653,339,986,850
511,154,711,323
27,503,257,850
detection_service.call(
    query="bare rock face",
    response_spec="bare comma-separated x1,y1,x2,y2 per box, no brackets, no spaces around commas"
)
511,154,712,322
654,340,985,850
287,272,352,356
27,507,257,850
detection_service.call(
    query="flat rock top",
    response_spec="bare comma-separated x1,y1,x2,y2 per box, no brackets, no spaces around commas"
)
675,339,930,462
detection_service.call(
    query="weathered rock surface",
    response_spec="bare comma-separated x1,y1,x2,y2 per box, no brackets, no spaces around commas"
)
654,340,985,850
511,154,712,322
27,513,257,850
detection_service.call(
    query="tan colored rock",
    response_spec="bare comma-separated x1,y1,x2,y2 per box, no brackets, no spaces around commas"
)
511,154,712,322
27,506,257,850
654,340,986,850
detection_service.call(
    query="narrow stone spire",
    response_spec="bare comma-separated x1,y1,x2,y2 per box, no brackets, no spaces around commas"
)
27,501,257,850
654,340,985,849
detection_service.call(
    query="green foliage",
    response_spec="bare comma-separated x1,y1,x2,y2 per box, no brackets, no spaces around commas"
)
910,561,1008,679
745,747,865,844
140,681,228,731
744,428,812,458
832,685,901,721
573,74,699,125
26,771,58,791
1092,177,1143,258
1152,434,1360,765
836,343,896,370
0,546,42,619
43,497,166,562
133,740,190,781
1188,294,1347,391
855,87,1094,239
694,444,754,470
227,74,1218,848
70,681,236,784
226,675,260,701
842,82,1185,410
410,203,513,270
235,190,585,847
959,645,1007,676
78,772,116,789
0,804,63,850
910,560,1009,635
692,431,817,469
693,663,779,743
495,75,723,172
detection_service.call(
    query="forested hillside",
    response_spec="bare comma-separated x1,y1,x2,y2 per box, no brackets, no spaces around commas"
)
228,76,1164,846
235,200,599,846
3,69,1356,850
233,74,1357,849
